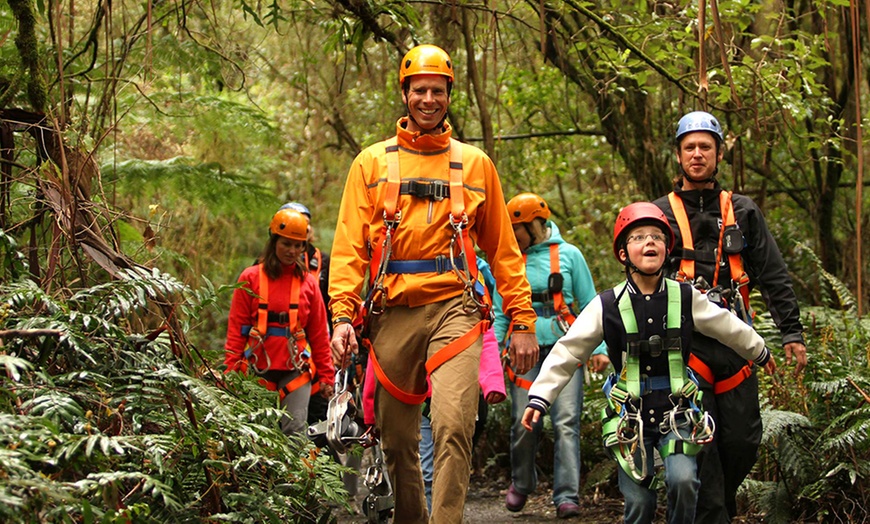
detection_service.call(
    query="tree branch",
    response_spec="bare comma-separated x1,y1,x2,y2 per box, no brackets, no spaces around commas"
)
0,329,63,339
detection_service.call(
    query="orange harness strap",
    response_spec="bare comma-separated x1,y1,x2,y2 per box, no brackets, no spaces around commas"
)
549,244,576,325
688,353,752,396
668,192,696,282
362,138,487,405
365,339,428,405
716,192,751,312
670,191,754,395
258,361,319,400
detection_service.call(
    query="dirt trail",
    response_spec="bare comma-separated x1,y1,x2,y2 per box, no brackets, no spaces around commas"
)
335,483,625,523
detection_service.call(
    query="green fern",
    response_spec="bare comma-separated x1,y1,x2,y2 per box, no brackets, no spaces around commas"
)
0,264,347,522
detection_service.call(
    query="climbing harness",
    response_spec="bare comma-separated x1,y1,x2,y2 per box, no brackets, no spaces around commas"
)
504,244,577,389
668,190,752,323
239,265,315,397
600,279,714,483
528,244,576,334
360,136,491,405
668,190,755,394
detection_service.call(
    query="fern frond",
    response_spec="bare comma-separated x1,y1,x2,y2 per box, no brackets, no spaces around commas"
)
761,409,812,444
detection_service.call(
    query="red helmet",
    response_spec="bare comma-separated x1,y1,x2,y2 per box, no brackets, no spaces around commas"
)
270,209,309,241
506,193,551,224
612,202,675,262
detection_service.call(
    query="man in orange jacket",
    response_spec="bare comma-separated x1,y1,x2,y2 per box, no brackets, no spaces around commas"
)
329,44,538,523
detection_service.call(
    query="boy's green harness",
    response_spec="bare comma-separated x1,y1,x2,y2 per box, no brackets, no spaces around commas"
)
601,279,715,483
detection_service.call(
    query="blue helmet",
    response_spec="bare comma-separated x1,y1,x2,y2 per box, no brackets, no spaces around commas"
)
279,202,311,219
675,111,723,145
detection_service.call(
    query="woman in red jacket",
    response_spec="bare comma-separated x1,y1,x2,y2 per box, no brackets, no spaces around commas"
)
225,208,335,436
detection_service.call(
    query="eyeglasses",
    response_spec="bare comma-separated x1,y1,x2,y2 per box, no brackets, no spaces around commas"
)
626,233,667,245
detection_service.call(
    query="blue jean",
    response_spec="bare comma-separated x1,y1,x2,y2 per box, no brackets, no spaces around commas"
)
509,348,583,507
617,427,700,524
420,414,434,513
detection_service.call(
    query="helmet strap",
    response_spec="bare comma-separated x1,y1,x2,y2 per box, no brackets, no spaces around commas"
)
623,243,665,278
523,221,549,248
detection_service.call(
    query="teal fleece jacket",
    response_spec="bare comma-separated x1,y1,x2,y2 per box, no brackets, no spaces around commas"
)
493,221,606,354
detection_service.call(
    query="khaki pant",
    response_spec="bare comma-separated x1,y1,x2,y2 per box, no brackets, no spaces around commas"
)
369,295,482,524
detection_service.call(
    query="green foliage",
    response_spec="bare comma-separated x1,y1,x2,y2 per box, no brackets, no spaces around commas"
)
742,254,870,522
0,262,348,522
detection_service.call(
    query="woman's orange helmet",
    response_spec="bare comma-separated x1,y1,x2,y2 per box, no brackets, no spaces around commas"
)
399,45,454,85
270,209,309,241
506,193,551,224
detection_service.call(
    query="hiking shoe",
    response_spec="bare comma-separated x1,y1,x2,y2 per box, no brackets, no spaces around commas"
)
557,502,581,519
505,484,527,512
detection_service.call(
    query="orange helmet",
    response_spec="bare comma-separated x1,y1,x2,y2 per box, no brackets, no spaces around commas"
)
612,202,674,262
269,209,308,241
399,45,454,85
506,193,551,224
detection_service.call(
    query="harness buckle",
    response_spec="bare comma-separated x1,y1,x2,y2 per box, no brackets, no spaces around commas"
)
382,209,402,229
647,335,663,358
406,179,447,201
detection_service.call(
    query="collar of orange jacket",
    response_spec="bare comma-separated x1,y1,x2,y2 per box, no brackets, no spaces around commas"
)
396,117,452,151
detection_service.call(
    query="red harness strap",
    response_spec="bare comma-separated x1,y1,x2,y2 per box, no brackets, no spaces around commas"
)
669,191,754,395
361,137,489,405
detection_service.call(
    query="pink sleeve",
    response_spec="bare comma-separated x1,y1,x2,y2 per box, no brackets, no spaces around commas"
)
362,360,376,425
478,328,506,398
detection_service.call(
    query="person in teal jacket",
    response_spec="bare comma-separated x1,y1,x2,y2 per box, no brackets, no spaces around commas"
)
495,193,610,518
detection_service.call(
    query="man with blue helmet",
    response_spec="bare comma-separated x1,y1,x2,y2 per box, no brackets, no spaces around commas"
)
280,202,330,327
654,111,808,523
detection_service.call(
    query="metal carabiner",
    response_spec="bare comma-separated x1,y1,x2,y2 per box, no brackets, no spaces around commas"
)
689,411,716,445
555,315,571,335
366,284,388,316
245,337,272,375
618,414,647,481
287,337,310,373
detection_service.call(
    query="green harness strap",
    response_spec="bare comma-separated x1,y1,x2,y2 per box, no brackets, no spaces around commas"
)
614,279,684,399
602,279,704,483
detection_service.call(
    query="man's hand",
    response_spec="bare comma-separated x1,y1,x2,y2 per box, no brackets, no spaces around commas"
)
521,407,540,432
509,332,539,375
783,341,807,375
761,356,777,376
330,322,358,366
588,353,611,373
319,381,335,399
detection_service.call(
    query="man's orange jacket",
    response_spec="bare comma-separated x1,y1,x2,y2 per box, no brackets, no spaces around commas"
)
329,117,535,331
